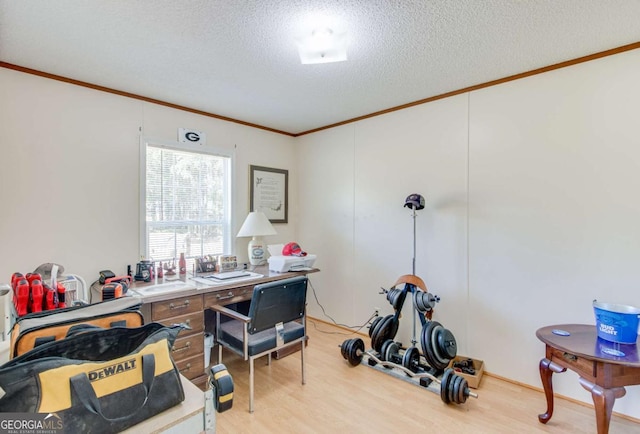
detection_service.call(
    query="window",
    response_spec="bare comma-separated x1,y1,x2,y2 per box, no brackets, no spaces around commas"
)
141,141,232,268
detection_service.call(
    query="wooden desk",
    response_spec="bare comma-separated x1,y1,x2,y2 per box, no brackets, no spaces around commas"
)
536,324,640,434
135,267,319,389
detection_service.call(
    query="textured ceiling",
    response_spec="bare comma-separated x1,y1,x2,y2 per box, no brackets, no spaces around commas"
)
1,1,640,135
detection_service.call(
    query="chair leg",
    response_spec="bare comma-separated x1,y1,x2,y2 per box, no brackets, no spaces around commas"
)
249,357,255,413
218,343,223,364
301,339,306,385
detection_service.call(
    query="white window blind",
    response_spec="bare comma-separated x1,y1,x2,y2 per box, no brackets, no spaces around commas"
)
144,144,231,266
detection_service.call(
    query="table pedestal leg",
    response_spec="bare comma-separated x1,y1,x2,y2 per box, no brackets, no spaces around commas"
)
538,358,566,424
579,378,626,434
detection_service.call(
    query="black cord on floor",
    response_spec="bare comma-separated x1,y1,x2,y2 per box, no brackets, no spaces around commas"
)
308,278,377,335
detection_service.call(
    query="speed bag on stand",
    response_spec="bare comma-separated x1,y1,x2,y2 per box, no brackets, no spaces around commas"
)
0,323,185,434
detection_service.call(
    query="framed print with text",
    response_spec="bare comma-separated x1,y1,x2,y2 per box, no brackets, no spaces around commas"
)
250,165,288,223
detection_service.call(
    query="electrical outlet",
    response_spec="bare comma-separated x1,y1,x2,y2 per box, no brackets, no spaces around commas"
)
374,307,380,316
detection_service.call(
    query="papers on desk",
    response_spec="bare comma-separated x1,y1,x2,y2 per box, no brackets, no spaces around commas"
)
190,271,263,286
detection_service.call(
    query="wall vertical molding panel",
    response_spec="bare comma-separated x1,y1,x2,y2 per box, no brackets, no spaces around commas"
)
299,48,640,419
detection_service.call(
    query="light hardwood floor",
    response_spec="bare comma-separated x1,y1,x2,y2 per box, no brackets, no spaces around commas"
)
215,319,639,434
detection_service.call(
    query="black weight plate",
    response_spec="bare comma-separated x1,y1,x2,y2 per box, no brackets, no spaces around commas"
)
388,316,399,341
340,339,350,360
440,368,452,404
342,338,357,361
392,290,402,310
459,376,467,404
379,317,398,352
438,327,457,359
386,341,400,364
380,339,394,362
348,338,365,366
372,315,396,352
369,316,382,338
386,289,394,306
371,315,390,352
448,373,459,405
459,377,468,404
387,289,399,309
421,322,437,369
402,346,419,373
370,314,391,349
451,374,461,404
430,325,446,365
430,325,449,370
452,374,462,404
387,315,400,339
413,291,426,312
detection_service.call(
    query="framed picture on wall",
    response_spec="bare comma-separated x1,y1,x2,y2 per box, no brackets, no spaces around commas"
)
250,165,288,223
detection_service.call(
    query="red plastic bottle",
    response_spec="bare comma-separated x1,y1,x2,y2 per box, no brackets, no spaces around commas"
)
179,253,186,275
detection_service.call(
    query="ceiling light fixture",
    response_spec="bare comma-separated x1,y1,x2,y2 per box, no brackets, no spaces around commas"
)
297,28,347,65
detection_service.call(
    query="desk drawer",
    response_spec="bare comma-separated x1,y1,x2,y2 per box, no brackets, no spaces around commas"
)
204,286,252,306
172,332,205,361
176,353,205,380
158,311,204,337
550,348,595,376
152,295,203,321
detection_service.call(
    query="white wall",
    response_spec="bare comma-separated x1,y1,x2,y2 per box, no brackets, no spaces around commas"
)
298,48,640,418
0,68,297,287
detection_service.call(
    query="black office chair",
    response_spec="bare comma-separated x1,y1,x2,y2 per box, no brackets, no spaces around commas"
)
212,276,308,412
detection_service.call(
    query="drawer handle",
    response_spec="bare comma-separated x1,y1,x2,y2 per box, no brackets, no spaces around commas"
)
169,299,191,310
172,342,192,353
216,292,235,301
171,321,192,331
179,363,191,373
562,352,577,362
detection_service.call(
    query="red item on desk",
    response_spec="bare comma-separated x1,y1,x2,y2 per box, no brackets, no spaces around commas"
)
179,253,186,275
43,284,58,310
14,279,29,316
56,282,66,308
11,272,24,290
30,280,44,313
25,273,42,286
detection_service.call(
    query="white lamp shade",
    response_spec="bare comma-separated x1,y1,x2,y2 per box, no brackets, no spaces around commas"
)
237,211,277,237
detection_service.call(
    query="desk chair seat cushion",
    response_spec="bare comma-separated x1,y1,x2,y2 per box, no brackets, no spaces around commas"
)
218,320,305,357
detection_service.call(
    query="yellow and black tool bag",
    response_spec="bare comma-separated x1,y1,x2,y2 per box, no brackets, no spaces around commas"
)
10,296,144,358
0,322,185,433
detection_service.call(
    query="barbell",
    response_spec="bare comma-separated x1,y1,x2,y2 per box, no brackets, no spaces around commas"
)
340,338,478,405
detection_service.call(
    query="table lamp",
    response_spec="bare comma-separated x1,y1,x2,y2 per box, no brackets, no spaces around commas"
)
237,211,277,266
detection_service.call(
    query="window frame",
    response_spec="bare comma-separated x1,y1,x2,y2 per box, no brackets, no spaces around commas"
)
139,136,235,262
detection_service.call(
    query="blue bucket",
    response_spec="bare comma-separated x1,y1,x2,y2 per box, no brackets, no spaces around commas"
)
593,301,640,344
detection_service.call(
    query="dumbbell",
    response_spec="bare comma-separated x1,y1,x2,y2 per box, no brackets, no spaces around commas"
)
339,338,478,404
439,368,478,404
379,340,424,373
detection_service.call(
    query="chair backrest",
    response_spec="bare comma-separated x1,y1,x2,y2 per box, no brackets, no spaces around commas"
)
247,276,308,334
